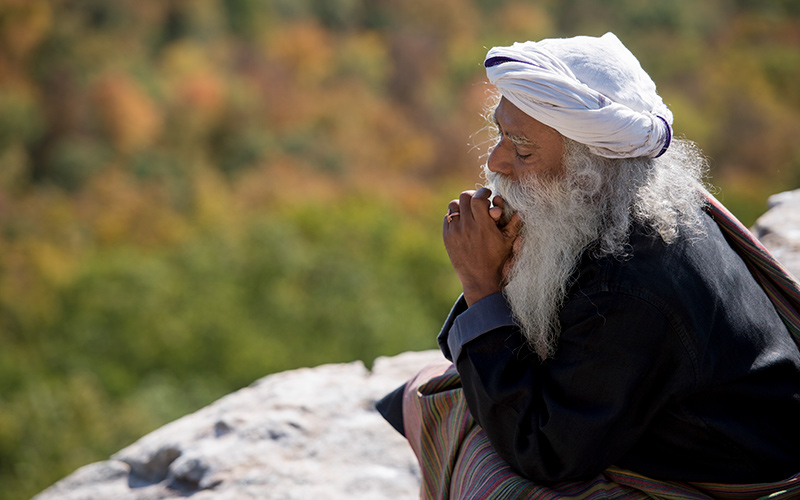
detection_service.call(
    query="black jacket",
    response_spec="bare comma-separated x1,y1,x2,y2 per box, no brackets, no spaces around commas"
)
437,212,800,484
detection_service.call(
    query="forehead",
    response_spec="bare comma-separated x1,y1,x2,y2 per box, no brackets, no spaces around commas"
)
493,97,562,144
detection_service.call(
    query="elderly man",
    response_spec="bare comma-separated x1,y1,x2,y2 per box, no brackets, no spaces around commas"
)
378,33,800,498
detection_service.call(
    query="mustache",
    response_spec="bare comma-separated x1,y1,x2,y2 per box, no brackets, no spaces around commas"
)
484,168,559,225
483,170,519,221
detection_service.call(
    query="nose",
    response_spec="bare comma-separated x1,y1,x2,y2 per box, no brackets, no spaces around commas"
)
487,139,513,176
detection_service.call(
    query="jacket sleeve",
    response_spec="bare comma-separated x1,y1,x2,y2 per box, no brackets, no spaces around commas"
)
443,290,697,483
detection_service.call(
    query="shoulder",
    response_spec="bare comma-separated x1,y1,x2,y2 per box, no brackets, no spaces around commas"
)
560,208,783,375
570,211,726,304
557,213,730,374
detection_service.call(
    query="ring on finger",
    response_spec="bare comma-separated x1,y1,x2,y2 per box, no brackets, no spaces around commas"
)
446,212,460,223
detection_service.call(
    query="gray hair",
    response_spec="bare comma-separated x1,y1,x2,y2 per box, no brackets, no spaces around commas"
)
561,136,710,258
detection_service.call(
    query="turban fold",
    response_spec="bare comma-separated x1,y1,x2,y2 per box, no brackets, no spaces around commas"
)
485,32,672,159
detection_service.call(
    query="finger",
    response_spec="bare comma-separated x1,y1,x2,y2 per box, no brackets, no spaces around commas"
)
492,195,514,227
458,190,477,221
444,198,464,230
474,186,493,200
512,233,524,254
444,211,462,226
469,187,493,220
489,195,508,224
491,195,505,210
443,210,455,233
502,212,524,240
447,199,460,217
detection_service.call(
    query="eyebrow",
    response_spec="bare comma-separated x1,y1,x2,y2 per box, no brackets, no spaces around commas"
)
492,115,536,149
507,133,535,148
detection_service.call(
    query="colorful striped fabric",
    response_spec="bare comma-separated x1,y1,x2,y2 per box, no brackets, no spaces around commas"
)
403,192,800,499
702,189,800,344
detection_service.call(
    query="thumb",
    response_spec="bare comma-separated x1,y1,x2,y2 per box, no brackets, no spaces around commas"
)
489,205,504,222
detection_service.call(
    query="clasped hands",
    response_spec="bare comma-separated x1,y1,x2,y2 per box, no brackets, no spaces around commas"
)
443,187,523,307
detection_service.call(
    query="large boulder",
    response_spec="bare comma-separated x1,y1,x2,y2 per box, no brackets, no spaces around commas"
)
32,350,446,500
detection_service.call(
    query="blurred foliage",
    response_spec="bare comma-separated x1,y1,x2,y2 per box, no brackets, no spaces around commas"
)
0,0,798,499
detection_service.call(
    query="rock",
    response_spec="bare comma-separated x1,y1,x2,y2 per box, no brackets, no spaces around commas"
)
752,188,800,280
751,189,800,277
32,350,447,500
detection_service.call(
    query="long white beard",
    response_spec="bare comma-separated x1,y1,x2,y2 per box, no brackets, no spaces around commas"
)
481,137,709,359
484,165,604,359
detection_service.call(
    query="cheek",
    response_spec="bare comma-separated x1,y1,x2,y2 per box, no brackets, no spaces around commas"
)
541,147,566,179
550,140,566,174
545,160,565,179
517,158,557,182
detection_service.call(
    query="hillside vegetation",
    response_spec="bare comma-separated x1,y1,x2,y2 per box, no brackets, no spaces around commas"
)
1,1,799,499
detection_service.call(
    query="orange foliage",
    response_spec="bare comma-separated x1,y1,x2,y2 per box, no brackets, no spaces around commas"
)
321,82,438,174
159,41,229,137
76,169,188,247
492,3,555,43
232,155,352,216
265,21,335,88
171,72,227,141
0,0,52,62
92,74,163,155
389,0,479,41
337,30,390,88
176,73,226,120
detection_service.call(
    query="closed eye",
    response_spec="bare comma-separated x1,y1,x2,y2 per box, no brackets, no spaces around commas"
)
494,120,535,160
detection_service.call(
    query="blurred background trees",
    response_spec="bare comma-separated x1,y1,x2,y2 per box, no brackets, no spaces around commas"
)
0,1,798,498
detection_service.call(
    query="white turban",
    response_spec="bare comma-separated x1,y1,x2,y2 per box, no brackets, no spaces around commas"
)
485,32,672,159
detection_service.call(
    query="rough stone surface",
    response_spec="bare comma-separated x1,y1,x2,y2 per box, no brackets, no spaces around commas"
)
32,350,446,500
752,188,800,280
31,190,800,500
